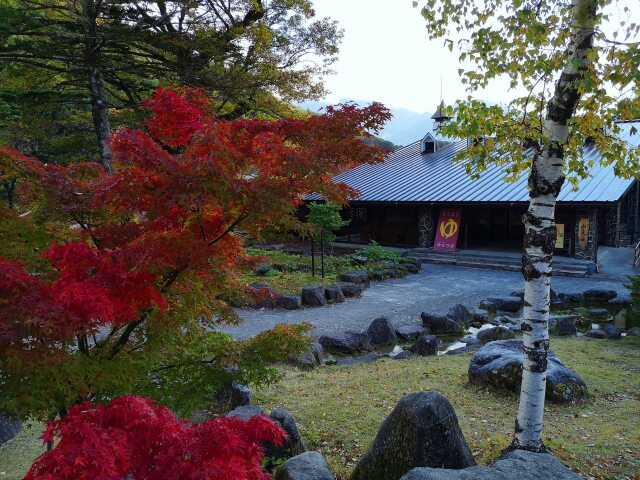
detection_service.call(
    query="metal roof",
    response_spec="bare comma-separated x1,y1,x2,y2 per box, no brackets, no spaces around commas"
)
317,121,640,204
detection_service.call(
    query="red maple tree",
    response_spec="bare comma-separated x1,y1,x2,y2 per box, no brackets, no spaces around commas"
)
25,394,286,480
0,87,391,420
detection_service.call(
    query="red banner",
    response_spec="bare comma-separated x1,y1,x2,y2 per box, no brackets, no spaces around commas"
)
433,208,462,251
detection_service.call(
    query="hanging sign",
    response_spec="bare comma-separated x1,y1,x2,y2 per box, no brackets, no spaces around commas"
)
578,217,590,250
433,208,462,251
555,224,565,249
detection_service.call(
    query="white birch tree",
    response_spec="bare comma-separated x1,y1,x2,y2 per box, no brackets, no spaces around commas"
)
417,0,640,451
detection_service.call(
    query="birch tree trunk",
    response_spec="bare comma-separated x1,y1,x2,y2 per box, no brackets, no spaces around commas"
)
513,0,597,451
83,0,113,173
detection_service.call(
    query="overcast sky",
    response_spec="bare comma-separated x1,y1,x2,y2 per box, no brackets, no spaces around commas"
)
312,0,520,114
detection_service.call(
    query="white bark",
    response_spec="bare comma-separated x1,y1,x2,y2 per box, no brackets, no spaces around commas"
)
514,0,597,451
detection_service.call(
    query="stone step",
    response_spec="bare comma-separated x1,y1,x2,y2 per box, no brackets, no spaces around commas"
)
410,253,587,277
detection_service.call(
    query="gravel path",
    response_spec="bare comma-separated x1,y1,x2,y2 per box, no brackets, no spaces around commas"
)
223,264,630,340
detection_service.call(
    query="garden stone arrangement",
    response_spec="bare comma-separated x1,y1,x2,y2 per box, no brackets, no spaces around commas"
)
247,256,422,310
263,390,581,480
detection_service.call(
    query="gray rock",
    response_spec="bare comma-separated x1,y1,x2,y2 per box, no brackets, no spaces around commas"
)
393,350,414,360
402,262,421,274
468,340,587,403
227,404,264,420
509,290,524,300
445,344,481,355
583,289,617,302
301,285,327,307
352,255,368,266
293,342,325,368
586,329,607,339
587,308,609,319
460,337,480,346
229,382,252,409
274,451,336,480
556,317,577,336
421,312,463,334
627,326,640,336
476,326,515,344
325,285,346,304
485,296,523,312
339,271,370,285
558,292,584,303
350,391,475,480
0,413,21,446
367,317,398,345
267,409,306,459
337,282,365,298
371,270,387,281
337,353,387,366
603,324,622,340
447,304,473,324
472,309,489,323
609,295,631,307
396,325,425,341
478,300,497,313
277,294,303,310
319,330,371,353
400,449,582,480
409,335,439,356
387,268,405,278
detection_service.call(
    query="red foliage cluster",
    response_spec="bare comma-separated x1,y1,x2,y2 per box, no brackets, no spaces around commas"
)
26,395,285,480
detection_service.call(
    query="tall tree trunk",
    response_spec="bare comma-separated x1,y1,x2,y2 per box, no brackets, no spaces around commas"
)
83,0,113,172
513,0,597,451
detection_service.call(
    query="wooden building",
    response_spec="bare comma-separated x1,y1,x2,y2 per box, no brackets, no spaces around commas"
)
314,119,640,261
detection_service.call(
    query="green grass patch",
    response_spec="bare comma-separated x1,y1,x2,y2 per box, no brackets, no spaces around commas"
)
255,336,640,479
241,248,354,294
4,337,636,480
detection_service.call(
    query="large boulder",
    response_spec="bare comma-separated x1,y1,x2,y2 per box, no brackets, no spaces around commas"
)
274,451,336,480
468,340,587,403
325,285,346,304
336,353,387,366
627,327,640,336
349,392,475,480
301,285,327,307
558,292,584,303
319,331,371,354
0,413,21,446
447,304,473,324
556,317,577,336
267,409,306,459
339,271,370,285
227,404,264,420
292,342,325,368
586,329,607,339
400,449,582,480
583,289,617,302
587,308,609,319
421,312,463,334
603,324,622,340
396,325,426,341
367,317,398,346
277,294,303,310
409,335,439,356
485,296,523,312
476,326,515,344
478,300,497,313
337,282,365,298
229,382,252,409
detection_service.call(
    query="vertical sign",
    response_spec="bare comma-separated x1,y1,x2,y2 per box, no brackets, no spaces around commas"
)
578,217,590,250
555,224,565,249
433,208,462,251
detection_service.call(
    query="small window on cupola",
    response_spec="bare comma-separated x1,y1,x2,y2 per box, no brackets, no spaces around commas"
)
421,132,437,154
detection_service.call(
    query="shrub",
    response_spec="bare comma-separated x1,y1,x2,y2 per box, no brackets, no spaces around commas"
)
356,241,401,263
25,395,285,480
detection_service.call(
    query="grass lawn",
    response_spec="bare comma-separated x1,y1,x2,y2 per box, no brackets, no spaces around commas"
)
255,336,640,480
2,336,638,479
240,247,354,294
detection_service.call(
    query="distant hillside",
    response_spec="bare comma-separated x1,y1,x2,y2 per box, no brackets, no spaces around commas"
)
299,100,433,147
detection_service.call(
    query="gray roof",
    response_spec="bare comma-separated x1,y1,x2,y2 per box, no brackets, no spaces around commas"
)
319,121,640,204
